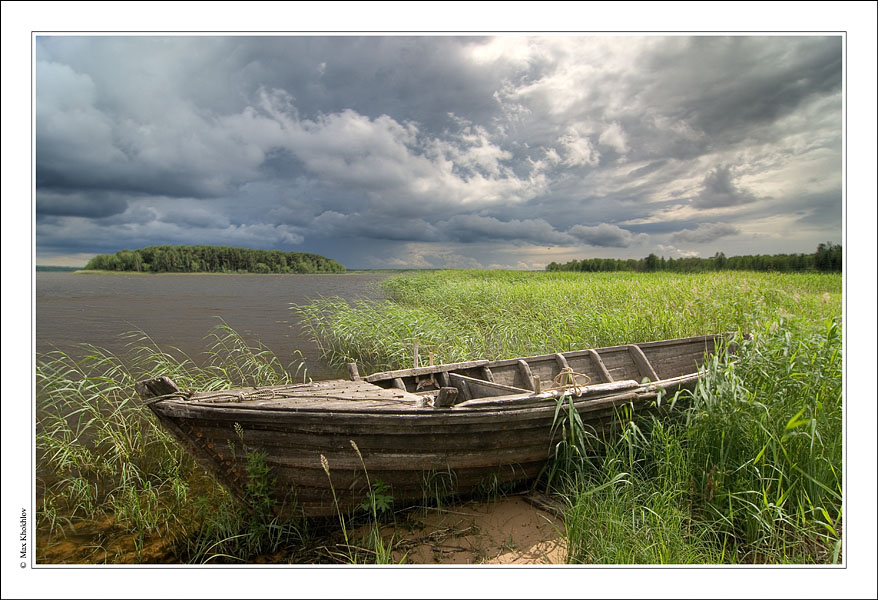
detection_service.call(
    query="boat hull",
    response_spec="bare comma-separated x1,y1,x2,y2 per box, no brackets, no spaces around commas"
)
137,334,724,517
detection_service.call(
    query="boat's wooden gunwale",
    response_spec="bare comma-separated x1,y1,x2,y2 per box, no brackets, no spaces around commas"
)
362,334,721,384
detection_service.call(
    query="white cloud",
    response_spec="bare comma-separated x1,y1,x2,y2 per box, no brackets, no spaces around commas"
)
558,128,600,167
657,244,700,258
598,121,629,155
672,222,740,244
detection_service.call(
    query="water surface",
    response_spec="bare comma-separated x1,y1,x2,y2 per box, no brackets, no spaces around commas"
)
36,272,390,379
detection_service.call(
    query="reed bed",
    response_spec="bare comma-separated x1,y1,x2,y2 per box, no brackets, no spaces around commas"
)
35,323,311,563
296,270,841,372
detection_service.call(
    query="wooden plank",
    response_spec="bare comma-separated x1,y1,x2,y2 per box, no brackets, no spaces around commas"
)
135,376,184,404
392,378,407,391
186,379,423,407
457,379,472,403
554,353,570,371
587,349,613,382
364,359,490,382
346,362,361,381
481,366,494,382
628,344,660,382
517,359,536,391
453,382,640,409
434,387,459,408
449,372,530,398
437,371,451,388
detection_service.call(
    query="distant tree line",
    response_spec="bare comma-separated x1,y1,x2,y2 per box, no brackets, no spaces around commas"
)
84,245,346,274
546,243,842,273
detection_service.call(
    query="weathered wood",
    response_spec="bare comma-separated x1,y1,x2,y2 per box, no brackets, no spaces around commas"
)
554,353,570,371
437,371,451,388
135,376,182,403
346,362,361,381
435,387,459,408
453,385,640,409
587,349,614,382
517,359,536,391
364,359,490,382
628,344,660,382
481,366,494,382
449,372,530,398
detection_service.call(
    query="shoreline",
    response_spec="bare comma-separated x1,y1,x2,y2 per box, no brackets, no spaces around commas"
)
68,269,365,276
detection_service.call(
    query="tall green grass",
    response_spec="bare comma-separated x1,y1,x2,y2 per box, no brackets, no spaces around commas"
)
296,270,841,371
36,323,309,562
554,318,842,564
298,270,843,563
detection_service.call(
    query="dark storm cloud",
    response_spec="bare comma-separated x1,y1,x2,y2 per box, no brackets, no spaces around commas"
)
789,190,843,229
625,220,703,235
693,166,759,209
568,224,647,248
35,35,842,268
636,37,842,147
36,190,128,219
441,215,566,245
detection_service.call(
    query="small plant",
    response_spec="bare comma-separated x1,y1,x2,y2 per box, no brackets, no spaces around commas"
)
540,394,600,492
185,425,307,564
350,440,403,564
419,468,459,514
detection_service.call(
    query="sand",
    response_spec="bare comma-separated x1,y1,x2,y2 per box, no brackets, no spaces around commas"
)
357,494,567,565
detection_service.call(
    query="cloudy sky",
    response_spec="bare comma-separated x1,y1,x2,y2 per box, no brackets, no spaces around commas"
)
35,35,842,269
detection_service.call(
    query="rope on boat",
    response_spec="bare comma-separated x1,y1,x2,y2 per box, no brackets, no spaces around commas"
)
546,367,592,396
140,391,192,405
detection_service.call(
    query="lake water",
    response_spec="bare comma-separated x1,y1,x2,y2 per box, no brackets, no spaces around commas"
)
35,272,391,380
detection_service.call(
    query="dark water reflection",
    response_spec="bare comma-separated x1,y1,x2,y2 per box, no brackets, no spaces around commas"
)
35,272,391,380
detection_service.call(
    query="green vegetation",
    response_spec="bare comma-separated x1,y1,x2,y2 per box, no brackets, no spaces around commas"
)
547,242,842,273
36,323,411,564
299,269,842,563
36,324,313,563
83,244,345,274
550,321,841,563
36,269,842,564
296,269,841,372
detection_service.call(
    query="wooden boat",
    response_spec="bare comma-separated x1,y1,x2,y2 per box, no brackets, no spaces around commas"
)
136,334,727,517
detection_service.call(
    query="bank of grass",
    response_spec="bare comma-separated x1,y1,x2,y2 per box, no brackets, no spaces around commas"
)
299,270,843,563
296,270,840,372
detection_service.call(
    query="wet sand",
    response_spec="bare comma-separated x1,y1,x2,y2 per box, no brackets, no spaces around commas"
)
37,495,566,565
